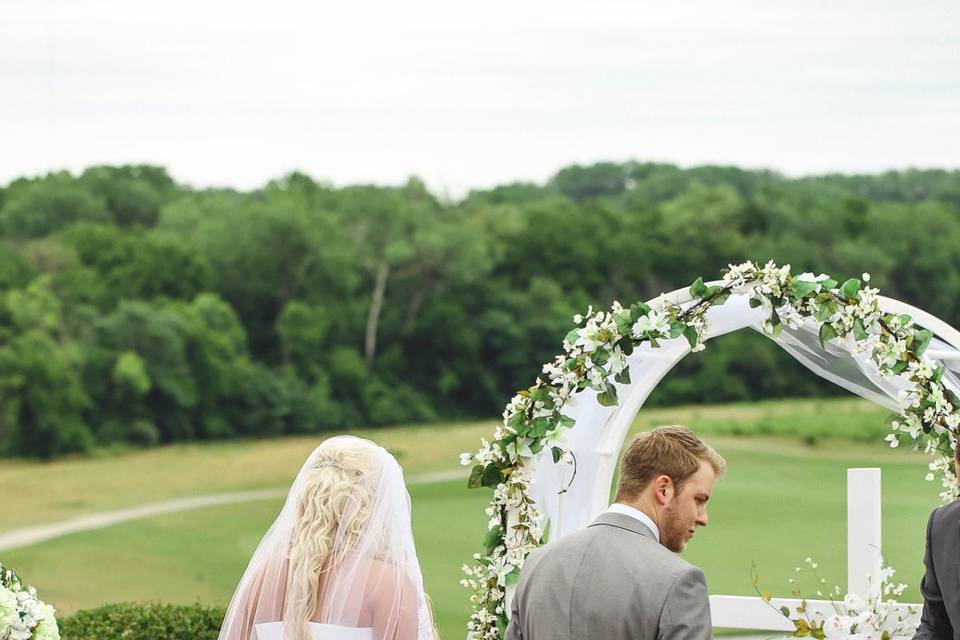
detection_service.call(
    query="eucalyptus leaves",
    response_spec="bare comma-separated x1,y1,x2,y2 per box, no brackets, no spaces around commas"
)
460,260,960,640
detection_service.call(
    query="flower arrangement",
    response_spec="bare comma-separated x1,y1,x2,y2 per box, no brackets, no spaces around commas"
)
753,556,917,639
0,562,60,640
460,260,959,639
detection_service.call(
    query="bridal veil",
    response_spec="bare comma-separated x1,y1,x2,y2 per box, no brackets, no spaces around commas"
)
218,435,434,640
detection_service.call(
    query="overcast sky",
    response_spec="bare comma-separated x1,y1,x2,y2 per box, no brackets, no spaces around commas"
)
1,1,958,197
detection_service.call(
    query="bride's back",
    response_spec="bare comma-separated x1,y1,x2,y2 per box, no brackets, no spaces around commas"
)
249,554,417,640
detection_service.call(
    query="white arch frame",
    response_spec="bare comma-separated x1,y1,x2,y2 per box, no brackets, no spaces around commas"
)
511,284,959,632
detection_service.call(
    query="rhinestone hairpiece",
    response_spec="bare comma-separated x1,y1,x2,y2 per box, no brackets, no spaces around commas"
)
314,459,343,470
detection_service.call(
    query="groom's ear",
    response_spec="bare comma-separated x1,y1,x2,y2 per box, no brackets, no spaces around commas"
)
652,474,674,506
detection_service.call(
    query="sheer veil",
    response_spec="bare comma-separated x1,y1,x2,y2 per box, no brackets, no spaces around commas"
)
218,435,434,640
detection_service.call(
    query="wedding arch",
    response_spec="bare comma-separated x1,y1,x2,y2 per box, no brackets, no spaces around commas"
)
460,261,960,639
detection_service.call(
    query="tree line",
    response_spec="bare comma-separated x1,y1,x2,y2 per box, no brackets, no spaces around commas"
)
1,162,958,458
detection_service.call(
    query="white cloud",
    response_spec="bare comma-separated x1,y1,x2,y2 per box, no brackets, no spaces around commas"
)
1,0,957,196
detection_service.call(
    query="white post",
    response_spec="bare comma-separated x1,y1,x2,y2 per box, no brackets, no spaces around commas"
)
847,468,882,600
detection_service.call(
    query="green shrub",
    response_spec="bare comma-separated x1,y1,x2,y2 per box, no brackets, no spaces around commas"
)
61,602,225,640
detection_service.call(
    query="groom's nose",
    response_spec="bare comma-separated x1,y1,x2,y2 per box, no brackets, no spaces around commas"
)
696,511,708,527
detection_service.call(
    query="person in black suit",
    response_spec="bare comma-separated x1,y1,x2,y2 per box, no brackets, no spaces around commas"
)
914,453,960,639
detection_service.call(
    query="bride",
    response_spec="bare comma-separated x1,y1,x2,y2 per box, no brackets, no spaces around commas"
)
218,435,438,640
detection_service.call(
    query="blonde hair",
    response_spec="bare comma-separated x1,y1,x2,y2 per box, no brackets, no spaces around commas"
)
614,425,725,501
283,438,440,640
284,437,381,640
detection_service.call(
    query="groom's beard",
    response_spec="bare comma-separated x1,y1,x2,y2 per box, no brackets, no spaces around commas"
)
660,503,694,553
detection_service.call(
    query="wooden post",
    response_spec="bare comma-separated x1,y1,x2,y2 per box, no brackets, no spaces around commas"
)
847,468,882,600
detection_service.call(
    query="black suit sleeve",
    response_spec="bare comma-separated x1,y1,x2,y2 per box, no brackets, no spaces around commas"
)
914,507,954,639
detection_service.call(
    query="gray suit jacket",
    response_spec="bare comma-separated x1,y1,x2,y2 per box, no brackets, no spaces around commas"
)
504,512,712,640
914,501,960,639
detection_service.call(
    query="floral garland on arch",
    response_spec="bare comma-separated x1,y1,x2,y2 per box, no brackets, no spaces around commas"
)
459,260,960,640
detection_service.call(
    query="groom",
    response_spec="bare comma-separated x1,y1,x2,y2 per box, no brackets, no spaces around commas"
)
504,425,725,640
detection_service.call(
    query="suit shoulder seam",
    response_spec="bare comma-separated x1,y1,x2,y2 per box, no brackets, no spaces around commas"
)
569,533,601,640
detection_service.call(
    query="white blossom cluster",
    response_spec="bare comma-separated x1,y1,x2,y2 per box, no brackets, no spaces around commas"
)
0,563,60,640
924,453,960,502
459,467,544,639
771,557,915,640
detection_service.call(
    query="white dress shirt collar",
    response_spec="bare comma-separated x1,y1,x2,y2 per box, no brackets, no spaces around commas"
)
607,502,661,542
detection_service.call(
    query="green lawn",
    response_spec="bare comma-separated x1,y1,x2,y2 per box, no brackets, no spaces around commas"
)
2,434,939,638
1,397,890,532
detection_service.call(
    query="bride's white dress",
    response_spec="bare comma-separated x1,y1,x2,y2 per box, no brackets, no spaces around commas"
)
254,622,373,640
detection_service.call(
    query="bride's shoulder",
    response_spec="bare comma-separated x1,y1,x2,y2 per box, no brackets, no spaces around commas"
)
356,557,417,594
361,557,407,577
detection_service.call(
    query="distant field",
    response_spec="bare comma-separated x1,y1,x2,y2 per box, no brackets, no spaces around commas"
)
1,397,892,531
0,397,940,638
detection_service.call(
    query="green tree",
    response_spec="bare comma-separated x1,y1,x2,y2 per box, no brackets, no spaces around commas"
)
84,301,197,442
60,224,215,308
0,173,110,239
0,242,35,290
79,165,176,227
0,279,92,457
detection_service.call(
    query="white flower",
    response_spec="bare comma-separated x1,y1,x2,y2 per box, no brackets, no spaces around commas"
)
823,614,851,638
844,592,866,611
908,360,934,380
904,413,923,439
884,434,899,448
574,326,603,353
587,366,605,387
631,310,670,339
32,604,60,640
0,586,18,632
947,412,959,430
608,346,627,374
874,339,907,369
930,385,947,411
460,452,474,466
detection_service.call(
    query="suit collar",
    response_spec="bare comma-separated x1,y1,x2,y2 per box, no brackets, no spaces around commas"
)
589,512,658,541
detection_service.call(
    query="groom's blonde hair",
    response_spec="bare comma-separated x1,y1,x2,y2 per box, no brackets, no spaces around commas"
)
615,425,725,500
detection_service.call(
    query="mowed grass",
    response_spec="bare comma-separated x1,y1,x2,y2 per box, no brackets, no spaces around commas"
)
0,420,498,531
4,480,490,640
1,397,891,531
3,435,939,637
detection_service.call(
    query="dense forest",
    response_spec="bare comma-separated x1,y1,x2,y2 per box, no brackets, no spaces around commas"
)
1,162,959,458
